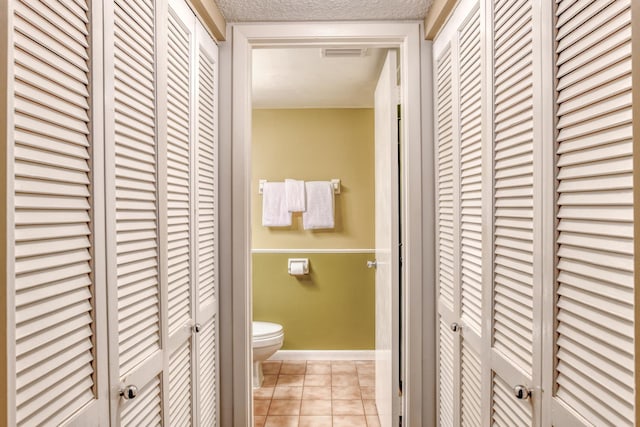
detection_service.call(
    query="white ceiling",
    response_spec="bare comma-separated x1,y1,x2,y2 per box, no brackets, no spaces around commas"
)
215,0,432,22
252,47,388,109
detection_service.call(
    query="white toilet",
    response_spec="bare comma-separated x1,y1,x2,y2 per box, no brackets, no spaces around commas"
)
252,321,284,388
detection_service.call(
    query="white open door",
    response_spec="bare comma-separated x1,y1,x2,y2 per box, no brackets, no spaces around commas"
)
374,49,400,427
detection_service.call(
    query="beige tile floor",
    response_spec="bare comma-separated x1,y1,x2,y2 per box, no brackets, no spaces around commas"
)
253,360,381,427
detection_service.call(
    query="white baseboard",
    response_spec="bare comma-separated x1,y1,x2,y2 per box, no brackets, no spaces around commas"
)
269,350,375,361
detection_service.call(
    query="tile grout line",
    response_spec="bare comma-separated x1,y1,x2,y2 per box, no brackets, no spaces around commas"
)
255,359,379,427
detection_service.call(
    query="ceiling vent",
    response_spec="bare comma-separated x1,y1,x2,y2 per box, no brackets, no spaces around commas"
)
321,48,368,58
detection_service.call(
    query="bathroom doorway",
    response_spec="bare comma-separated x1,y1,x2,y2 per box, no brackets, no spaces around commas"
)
250,45,397,427
225,22,427,427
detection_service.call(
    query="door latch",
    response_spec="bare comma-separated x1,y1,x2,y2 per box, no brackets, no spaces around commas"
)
513,385,531,400
120,385,138,400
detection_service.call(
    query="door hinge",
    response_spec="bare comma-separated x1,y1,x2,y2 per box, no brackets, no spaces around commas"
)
399,415,403,427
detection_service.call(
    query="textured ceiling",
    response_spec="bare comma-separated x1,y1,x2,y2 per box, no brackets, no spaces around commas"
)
252,48,387,109
215,0,432,22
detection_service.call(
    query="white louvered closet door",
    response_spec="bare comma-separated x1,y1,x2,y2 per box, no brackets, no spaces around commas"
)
164,2,220,425
485,0,542,424
456,6,482,427
433,2,483,426
104,0,166,424
166,0,196,425
10,0,107,425
194,20,220,426
545,0,634,425
435,41,458,427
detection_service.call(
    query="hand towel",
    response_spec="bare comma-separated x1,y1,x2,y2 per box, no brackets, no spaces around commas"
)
262,182,292,227
285,179,306,212
302,181,335,229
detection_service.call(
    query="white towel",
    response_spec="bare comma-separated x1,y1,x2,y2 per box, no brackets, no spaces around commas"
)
285,179,306,212
302,181,335,229
262,182,292,227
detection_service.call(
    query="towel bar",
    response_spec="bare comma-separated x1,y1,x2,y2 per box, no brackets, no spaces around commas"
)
258,179,341,195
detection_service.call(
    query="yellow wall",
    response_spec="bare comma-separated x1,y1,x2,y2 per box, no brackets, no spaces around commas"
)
252,109,375,350
253,253,375,349
251,109,374,250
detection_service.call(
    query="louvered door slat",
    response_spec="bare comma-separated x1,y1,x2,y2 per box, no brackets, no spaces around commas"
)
458,6,482,337
114,0,160,377
17,1,87,47
492,375,532,426
556,1,626,51
121,376,162,426
12,0,96,424
435,4,485,422
169,341,192,426
195,23,219,424
197,48,218,308
106,0,165,424
457,8,484,425
554,0,634,426
14,13,88,73
495,3,528,50
437,47,455,312
37,0,88,33
435,44,456,427
14,34,87,85
557,345,632,401
199,316,218,425
17,340,92,395
495,42,530,82
557,328,632,377
14,127,89,158
167,9,192,337
438,319,454,426
553,1,634,423
492,0,534,378
164,2,198,424
461,344,481,427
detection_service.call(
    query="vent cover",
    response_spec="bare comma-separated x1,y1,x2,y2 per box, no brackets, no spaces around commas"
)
321,48,368,57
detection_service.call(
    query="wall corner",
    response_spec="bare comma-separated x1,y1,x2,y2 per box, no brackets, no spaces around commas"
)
423,0,458,40
188,0,227,41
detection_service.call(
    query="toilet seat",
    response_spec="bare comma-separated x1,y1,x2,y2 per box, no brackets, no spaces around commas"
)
253,321,284,348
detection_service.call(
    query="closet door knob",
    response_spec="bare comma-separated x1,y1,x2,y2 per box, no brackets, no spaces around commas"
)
193,323,202,333
513,385,531,400
120,385,138,400
450,322,460,332
367,260,377,269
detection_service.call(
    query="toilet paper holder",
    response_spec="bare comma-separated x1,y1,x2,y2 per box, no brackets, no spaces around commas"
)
288,258,309,275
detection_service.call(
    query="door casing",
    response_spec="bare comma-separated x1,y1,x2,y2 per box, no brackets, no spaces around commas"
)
219,21,429,426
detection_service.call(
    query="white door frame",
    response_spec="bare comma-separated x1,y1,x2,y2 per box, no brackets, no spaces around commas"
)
224,21,425,426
